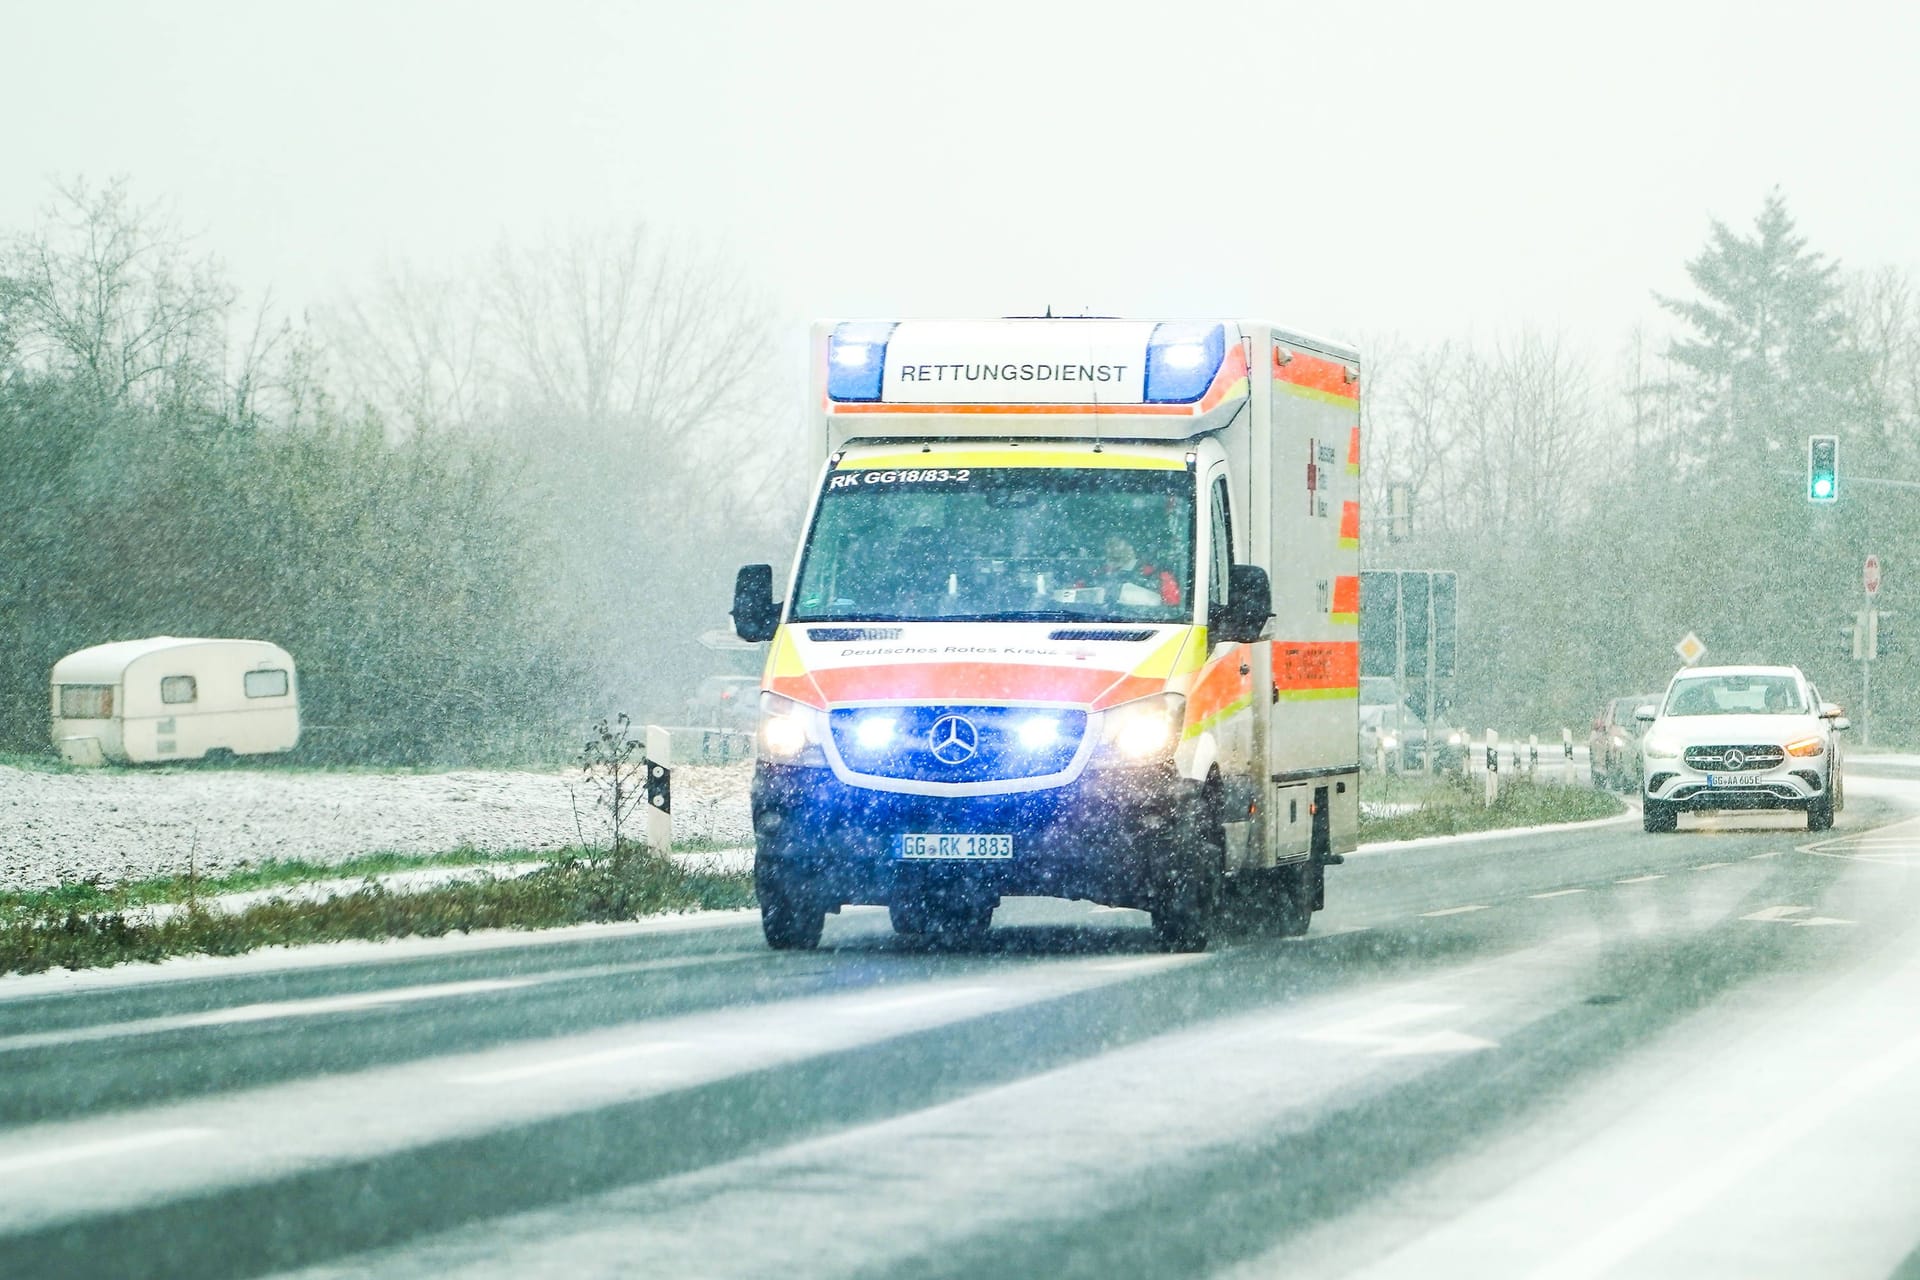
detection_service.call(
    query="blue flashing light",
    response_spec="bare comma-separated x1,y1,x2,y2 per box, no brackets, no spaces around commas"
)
854,714,897,750
826,321,899,402
1143,322,1227,404
1015,716,1060,750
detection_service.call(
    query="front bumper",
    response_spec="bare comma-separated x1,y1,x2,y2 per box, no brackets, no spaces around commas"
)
751,761,1199,909
1644,763,1825,810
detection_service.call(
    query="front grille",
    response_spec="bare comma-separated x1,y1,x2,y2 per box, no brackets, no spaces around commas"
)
1682,744,1785,772
829,706,1089,783
809,627,903,642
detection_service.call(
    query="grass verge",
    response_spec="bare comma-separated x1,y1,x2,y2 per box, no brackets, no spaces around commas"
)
1360,775,1626,843
0,847,756,977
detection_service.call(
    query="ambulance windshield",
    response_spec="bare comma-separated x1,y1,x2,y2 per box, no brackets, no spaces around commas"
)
791,465,1196,624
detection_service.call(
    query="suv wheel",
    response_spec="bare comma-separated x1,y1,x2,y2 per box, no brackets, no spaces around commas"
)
1643,800,1678,833
1807,786,1835,832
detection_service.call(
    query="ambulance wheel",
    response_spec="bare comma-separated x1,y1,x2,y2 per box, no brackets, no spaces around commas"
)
1152,795,1223,953
757,864,825,951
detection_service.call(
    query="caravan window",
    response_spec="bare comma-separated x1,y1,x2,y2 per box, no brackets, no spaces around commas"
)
59,685,114,719
245,669,290,698
161,676,197,704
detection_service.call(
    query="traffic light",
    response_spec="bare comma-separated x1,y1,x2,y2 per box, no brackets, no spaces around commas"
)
1808,435,1838,502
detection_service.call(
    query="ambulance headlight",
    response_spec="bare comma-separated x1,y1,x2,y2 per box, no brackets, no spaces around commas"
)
1093,694,1186,765
826,321,898,402
759,692,827,765
1144,322,1226,403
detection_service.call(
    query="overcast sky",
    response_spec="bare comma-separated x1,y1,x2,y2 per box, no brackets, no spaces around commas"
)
5,0,1916,374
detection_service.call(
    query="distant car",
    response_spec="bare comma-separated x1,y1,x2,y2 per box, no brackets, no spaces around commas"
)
1358,679,1465,772
1638,665,1848,833
1589,693,1662,791
683,675,760,731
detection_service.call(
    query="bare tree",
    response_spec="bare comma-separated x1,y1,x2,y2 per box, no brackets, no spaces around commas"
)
317,262,496,435
1,177,233,410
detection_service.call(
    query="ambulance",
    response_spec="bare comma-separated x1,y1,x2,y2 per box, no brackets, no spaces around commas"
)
731,318,1361,951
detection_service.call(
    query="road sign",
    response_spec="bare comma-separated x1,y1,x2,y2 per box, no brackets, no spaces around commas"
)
1675,632,1707,666
1866,555,1882,597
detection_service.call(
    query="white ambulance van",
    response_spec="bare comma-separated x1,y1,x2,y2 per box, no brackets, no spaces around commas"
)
732,318,1361,951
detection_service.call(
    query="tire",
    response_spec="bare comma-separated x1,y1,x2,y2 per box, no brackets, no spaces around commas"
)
1642,800,1678,833
1233,862,1316,937
1151,792,1224,953
756,860,826,951
1807,788,1835,832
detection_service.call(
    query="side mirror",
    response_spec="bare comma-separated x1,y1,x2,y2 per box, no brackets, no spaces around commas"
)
732,564,781,643
1819,701,1845,720
1634,704,1658,723
1831,716,1852,731
1215,564,1273,645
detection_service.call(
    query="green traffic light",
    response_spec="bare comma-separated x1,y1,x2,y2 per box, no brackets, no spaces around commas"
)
1813,477,1833,498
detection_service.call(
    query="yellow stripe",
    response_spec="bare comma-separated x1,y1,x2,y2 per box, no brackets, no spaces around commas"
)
1129,627,1200,681
767,626,807,679
1275,382,1360,409
1184,693,1251,740
1338,536,1359,550
1276,686,1358,702
1330,611,1358,626
841,449,1182,471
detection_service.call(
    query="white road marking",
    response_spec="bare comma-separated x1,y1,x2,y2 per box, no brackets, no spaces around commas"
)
453,1041,686,1087
1740,905,1854,927
1746,850,1787,859
1524,1020,1920,1280
1302,1002,1497,1057
1690,862,1732,871
1528,889,1588,900
1420,905,1489,918
0,1128,214,1177
833,987,995,1016
0,956,758,1056
1615,874,1665,884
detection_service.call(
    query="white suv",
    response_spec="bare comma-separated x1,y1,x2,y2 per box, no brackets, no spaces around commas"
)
1637,665,1849,833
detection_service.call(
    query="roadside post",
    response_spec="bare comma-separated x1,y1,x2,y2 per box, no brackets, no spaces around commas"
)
1484,730,1499,807
644,724,673,854
1562,728,1574,785
1528,735,1539,776
1862,554,1882,747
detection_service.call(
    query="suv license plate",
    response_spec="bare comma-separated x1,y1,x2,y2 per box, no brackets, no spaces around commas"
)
897,833,1014,860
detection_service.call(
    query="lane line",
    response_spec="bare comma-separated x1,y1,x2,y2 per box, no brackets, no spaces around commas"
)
0,954,759,1056
453,1041,685,1087
1528,889,1587,900
1421,905,1489,918
834,988,995,1017
0,1128,215,1177
1690,862,1731,872
1526,1021,1920,1280
1615,874,1665,884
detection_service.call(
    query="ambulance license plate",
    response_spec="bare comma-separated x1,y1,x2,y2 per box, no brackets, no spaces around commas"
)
897,833,1014,860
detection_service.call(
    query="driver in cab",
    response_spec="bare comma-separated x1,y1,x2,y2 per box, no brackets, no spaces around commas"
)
1083,534,1182,607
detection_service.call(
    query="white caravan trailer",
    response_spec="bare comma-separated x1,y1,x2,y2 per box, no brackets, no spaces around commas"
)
50,637,300,766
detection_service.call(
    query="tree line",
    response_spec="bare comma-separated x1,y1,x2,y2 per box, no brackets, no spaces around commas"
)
0,179,800,763
1362,191,1920,741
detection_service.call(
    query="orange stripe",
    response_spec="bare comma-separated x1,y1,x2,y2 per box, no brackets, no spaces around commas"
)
1332,575,1359,618
1339,501,1360,545
1185,645,1250,726
1347,425,1361,472
1273,348,1359,402
830,402,1195,416
1197,341,1251,412
811,662,1126,706
768,672,826,708
1272,640,1360,692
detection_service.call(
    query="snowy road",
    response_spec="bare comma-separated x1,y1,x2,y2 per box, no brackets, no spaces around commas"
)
3,762,1919,1278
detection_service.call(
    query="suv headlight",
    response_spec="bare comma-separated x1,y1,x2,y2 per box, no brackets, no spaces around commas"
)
758,692,828,766
1642,732,1681,761
1092,693,1186,766
1784,736,1825,758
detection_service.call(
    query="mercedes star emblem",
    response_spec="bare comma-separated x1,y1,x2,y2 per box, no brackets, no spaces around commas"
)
929,714,980,765
1722,748,1746,770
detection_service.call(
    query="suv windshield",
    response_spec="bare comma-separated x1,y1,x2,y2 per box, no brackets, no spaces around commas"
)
791,465,1195,624
1663,674,1807,716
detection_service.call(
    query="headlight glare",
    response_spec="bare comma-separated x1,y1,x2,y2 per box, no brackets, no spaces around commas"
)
759,691,826,765
1784,736,1825,758
1096,694,1186,764
1642,733,1680,760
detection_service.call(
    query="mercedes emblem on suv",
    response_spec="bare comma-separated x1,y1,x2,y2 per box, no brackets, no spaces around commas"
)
929,714,980,765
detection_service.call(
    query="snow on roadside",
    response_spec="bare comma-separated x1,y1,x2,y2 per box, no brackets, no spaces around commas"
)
0,761,755,891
